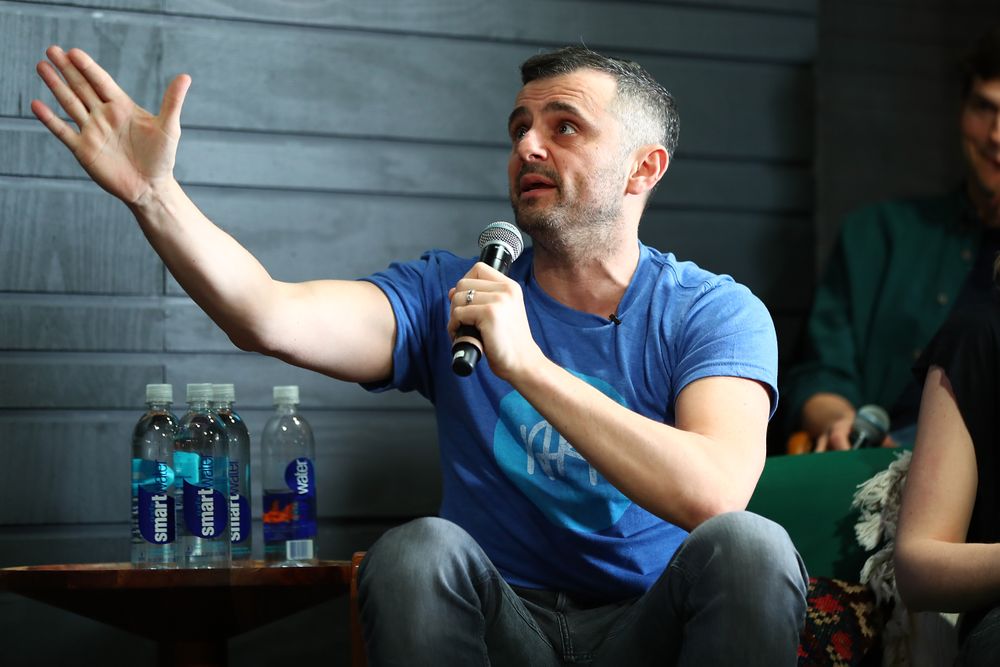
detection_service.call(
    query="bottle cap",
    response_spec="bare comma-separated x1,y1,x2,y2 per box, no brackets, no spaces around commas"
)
146,383,173,404
186,383,214,403
212,383,236,403
273,385,299,405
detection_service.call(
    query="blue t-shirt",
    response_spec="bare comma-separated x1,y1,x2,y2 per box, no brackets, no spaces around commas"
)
363,243,777,600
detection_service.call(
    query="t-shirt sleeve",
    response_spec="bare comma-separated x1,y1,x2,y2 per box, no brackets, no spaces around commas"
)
671,280,780,418
359,252,449,397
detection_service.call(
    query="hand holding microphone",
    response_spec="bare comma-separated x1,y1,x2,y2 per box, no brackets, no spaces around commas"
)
451,221,524,376
815,403,891,451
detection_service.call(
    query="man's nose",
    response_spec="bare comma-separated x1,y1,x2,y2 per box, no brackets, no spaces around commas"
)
516,129,548,162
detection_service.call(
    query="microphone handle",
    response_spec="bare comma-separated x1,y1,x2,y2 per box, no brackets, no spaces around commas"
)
451,245,514,377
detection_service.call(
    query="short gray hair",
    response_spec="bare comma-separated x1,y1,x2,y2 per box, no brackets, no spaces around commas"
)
520,46,680,157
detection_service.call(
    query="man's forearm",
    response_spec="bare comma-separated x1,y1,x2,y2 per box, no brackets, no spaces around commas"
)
508,357,767,531
128,177,281,352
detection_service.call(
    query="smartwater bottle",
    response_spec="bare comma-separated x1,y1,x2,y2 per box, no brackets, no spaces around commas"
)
213,383,252,563
261,385,318,565
131,383,178,568
174,383,230,567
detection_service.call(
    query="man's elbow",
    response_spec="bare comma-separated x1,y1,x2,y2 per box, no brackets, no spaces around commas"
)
225,322,276,356
683,494,750,530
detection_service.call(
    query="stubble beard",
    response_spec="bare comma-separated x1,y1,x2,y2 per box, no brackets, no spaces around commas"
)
511,164,625,261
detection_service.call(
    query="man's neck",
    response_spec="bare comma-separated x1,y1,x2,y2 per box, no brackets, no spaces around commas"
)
531,236,641,318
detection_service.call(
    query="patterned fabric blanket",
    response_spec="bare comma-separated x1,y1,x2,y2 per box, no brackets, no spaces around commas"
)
798,576,883,667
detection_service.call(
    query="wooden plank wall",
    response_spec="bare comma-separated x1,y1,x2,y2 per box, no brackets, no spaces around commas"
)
815,0,1000,265
1,1,816,663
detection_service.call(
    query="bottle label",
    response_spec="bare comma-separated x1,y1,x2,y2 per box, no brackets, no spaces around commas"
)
136,459,175,544
262,458,317,543
285,457,316,498
182,455,228,539
230,494,250,544
229,459,250,544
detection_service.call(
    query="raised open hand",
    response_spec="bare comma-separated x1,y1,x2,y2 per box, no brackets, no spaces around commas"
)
31,45,191,206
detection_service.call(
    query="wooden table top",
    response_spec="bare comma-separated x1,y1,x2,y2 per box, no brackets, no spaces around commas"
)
0,560,353,591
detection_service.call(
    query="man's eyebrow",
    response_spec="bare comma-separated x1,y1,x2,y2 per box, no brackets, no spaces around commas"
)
507,106,529,131
507,101,588,131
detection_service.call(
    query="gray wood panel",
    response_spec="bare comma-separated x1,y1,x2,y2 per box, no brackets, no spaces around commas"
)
0,294,164,351
0,176,162,294
0,356,164,408
0,353,427,409
170,0,816,63
0,408,439,524
2,121,812,210
0,171,810,302
7,5,812,159
15,0,816,62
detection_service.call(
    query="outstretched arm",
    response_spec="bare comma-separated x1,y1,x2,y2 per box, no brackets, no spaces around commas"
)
32,46,395,383
894,366,1000,612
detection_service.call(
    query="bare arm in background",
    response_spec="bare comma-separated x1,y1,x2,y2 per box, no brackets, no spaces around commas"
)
31,46,395,384
894,366,1000,612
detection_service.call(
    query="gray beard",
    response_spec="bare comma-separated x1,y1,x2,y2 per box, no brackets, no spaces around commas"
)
511,186,624,261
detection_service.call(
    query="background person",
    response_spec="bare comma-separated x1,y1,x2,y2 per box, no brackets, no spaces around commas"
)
781,25,1000,452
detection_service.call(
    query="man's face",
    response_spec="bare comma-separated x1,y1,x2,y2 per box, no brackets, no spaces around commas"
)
960,76,1000,200
506,69,630,248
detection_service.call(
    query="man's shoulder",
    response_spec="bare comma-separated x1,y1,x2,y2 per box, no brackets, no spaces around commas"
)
640,244,764,316
641,244,735,292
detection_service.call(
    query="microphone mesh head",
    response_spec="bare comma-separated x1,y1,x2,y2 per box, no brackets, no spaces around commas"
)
857,404,890,432
478,221,524,262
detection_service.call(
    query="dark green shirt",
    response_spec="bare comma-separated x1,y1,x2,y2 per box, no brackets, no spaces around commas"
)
781,191,982,437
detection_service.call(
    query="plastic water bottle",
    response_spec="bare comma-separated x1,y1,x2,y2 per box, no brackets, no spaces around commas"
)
174,382,230,567
261,385,318,565
131,383,178,568
213,383,252,563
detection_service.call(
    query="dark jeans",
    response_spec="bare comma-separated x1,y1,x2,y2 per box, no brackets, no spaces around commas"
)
358,512,808,666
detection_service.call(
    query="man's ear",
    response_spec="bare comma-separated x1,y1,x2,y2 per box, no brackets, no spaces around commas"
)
626,145,669,196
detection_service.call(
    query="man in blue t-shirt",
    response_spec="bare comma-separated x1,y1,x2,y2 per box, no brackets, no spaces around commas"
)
34,42,806,665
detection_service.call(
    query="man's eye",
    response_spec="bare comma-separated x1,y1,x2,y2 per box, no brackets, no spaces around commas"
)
512,126,528,141
558,122,577,135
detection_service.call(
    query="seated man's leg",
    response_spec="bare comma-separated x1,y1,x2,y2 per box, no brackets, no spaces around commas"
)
358,516,558,667
594,511,808,666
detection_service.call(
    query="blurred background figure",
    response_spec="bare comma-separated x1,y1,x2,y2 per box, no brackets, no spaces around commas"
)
781,25,1000,453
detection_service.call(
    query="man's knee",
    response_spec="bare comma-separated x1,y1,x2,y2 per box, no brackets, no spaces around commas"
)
680,511,807,593
359,516,487,601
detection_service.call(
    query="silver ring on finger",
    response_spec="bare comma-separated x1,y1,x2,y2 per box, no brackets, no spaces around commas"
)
465,289,475,305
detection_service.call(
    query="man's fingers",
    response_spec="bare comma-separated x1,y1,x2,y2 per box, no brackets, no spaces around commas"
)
159,74,192,135
66,47,128,104
36,60,88,127
30,99,78,150
47,46,102,111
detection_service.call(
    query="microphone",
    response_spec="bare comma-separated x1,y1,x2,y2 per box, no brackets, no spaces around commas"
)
850,404,890,449
451,221,524,377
